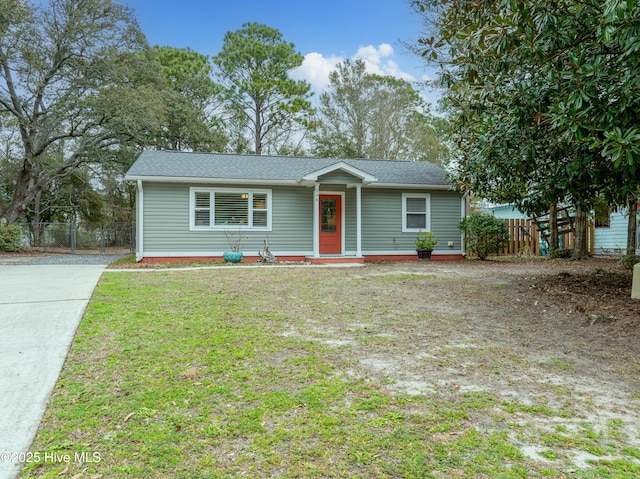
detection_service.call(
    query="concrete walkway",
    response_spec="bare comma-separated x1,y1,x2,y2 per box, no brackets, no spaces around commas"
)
0,265,106,479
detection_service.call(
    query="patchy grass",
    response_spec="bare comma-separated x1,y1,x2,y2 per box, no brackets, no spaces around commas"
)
20,265,640,478
106,253,137,266
106,255,230,269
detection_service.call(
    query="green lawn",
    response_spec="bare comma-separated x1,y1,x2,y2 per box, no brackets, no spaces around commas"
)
20,266,640,478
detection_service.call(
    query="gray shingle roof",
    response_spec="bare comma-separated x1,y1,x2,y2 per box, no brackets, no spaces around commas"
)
125,151,451,187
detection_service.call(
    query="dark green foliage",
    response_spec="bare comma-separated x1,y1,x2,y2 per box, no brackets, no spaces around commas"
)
412,0,640,255
458,214,510,260
213,22,313,155
0,224,22,252
151,46,227,152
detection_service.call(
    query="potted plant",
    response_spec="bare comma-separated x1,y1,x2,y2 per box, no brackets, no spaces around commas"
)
416,230,438,260
223,229,246,263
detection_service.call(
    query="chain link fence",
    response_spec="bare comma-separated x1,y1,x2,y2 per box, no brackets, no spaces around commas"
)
17,222,135,255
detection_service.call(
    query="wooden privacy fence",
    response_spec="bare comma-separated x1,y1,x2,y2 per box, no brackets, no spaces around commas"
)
498,218,595,256
500,219,540,255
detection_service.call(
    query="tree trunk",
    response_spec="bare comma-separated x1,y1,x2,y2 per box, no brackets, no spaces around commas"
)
254,100,262,155
2,164,33,224
549,203,559,257
33,190,42,246
572,206,589,259
627,195,638,257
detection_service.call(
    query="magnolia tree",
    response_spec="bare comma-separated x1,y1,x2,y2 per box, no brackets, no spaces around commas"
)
412,0,640,259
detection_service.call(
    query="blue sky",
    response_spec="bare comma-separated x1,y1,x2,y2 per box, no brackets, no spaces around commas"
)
123,0,440,105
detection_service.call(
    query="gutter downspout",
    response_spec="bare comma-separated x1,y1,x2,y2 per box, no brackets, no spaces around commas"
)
136,180,144,262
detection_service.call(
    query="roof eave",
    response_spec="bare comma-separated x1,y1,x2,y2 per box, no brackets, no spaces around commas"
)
370,183,455,190
298,161,378,185
124,176,456,191
124,175,298,185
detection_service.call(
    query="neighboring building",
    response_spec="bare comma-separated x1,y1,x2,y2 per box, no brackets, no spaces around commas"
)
488,204,640,254
125,151,466,263
591,209,639,253
489,205,525,220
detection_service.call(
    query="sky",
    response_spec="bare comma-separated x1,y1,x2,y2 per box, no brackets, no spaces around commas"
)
122,0,441,106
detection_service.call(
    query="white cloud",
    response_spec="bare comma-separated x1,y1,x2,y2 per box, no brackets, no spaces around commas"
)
354,45,383,67
290,52,342,92
355,44,416,82
291,43,417,94
355,43,392,68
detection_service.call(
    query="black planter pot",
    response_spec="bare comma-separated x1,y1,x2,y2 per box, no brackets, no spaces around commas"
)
416,248,433,260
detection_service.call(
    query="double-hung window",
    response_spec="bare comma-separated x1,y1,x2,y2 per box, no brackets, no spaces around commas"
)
191,188,272,230
402,193,430,232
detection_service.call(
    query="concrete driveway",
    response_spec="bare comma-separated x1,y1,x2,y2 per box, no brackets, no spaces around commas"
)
0,264,106,479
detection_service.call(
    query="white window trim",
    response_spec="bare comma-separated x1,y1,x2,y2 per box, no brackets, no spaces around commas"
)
189,187,273,231
594,212,611,229
402,193,431,232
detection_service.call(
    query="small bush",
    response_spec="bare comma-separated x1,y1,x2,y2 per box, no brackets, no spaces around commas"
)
0,224,23,252
458,214,510,260
619,254,640,270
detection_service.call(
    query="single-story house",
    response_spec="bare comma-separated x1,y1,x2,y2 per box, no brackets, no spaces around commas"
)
125,151,466,263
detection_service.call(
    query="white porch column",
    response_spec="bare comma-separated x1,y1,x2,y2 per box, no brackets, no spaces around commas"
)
136,180,144,262
356,184,362,257
312,183,320,257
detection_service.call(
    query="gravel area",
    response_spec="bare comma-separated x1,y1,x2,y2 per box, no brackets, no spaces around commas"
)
0,253,126,265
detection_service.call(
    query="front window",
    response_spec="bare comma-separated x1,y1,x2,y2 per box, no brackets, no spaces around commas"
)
191,188,272,230
321,198,337,232
215,192,249,225
402,193,430,232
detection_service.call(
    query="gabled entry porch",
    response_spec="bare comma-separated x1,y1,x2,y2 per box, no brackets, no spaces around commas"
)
297,161,378,262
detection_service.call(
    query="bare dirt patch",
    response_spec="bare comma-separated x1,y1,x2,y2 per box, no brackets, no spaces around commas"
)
357,258,640,390
274,257,640,468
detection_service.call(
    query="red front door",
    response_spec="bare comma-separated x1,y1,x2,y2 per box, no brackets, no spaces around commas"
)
319,194,342,254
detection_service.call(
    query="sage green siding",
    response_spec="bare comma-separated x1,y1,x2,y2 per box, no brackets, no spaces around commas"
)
317,171,363,184
272,186,315,251
140,182,462,255
142,182,314,254
361,189,462,252
430,191,464,251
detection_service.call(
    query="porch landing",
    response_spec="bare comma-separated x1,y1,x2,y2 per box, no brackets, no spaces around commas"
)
306,256,365,265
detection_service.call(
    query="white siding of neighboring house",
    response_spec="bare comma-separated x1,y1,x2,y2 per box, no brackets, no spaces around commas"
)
593,210,640,253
